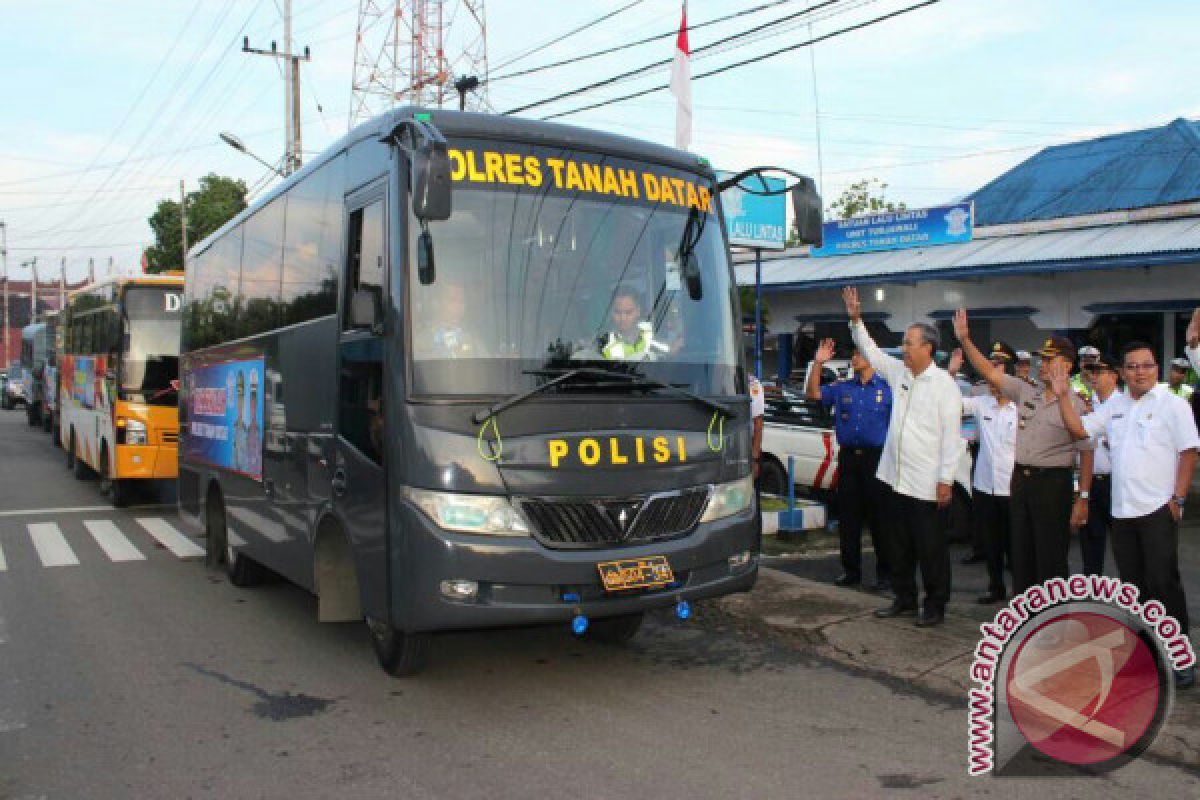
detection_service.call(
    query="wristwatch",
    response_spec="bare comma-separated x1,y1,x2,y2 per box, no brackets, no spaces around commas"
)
1172,495,1187,508
1078,490,1090,500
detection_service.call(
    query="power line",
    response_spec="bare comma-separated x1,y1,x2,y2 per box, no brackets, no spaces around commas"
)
540,0,941,121
490,0,647,75
505,0,843,116
489,0,800,84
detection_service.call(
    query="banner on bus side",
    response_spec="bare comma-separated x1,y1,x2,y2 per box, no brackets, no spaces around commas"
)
447,145,714,214
184,357,265,481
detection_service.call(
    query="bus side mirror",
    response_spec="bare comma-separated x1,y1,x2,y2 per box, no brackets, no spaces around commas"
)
682,252,702,301
791,176,823,247
411,142,452,221
417,229,436,285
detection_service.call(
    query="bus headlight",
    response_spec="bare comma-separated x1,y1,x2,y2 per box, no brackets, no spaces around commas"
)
699,476,755,523
120,419,148,445
406,488,530,536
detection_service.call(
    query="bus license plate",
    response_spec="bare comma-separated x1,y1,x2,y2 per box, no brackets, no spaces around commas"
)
597,556,674,592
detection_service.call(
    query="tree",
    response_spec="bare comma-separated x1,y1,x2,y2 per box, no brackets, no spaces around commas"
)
144,174,247,272
827,178,906,220
739,286,769,329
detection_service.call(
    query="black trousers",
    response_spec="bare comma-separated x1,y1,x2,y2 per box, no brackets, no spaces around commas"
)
837,446,889,580
973,490,1010,595
1080,474,1112,576
1111,505,1190,634
1009,466,1073,593
885,488,950,611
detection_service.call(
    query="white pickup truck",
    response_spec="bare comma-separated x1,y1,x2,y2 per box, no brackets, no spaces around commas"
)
756,361,845,497
757,358,975,498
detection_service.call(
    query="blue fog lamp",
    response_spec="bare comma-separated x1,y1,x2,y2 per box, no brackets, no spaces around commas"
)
572,615,589,635
675,600,691,620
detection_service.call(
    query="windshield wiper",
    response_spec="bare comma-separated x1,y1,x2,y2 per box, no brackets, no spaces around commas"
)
471,366,737,424
529,366,736,419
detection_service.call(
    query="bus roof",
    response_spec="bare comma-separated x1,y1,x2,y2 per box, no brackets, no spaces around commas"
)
190,107,715,259
65,272,184,302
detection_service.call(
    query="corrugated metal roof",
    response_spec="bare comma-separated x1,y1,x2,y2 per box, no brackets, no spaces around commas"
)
734,216,1200,291
967,118,1200,225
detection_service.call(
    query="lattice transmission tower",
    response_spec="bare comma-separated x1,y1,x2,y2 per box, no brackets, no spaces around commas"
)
349,0,488,128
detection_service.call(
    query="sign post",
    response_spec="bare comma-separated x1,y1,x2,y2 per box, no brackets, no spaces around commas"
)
718,171,787,379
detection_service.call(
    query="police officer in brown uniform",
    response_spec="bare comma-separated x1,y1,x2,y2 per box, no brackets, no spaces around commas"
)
954,311,1094,593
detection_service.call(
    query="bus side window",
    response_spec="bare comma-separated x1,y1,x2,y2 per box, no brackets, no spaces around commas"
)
344,199,385,331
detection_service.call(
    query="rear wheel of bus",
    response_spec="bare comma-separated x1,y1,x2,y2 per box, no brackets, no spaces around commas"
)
69,429,91,480
367,618,431,677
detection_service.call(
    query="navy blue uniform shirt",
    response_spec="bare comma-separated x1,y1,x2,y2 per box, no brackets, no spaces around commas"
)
819,372,892,448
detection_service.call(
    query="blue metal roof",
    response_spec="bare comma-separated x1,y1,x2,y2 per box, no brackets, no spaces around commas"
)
967,118,1200,225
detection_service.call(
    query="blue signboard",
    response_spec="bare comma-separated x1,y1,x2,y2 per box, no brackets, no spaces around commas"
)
718,170,787,250
184,357,265,481
811,202,974,258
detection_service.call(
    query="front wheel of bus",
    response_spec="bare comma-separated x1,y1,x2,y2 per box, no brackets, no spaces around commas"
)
367,619,431,677
99,447,130,508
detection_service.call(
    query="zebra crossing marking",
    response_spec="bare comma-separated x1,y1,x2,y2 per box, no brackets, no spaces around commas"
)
135,517,205,561
27,522,80,567
82,520,146,562
0,542,6,572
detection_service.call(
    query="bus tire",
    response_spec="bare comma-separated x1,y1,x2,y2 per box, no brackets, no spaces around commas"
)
42,411,52,434
71,431,91,480
26,406,38,427
65,428,76,469
99,446,131,508
756,456,788,497
367,619,431,677
206,490,266,588
585,612,645,644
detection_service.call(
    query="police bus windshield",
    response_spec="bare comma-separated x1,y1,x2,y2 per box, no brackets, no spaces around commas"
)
121,286,182,405
409,140,738,398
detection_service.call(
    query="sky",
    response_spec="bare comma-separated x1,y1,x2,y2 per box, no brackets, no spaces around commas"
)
0,0,1197,284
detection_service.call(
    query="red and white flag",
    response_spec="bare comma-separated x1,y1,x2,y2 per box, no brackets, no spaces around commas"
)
669,2,692,151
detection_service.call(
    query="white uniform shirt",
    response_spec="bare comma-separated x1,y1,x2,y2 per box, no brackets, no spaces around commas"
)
851,321,963,502
1081,385,1200,519
1089,388,1122,475
962,394,1016,496
748,375,765,418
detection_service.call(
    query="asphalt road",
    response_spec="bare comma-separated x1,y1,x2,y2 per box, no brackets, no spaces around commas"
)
0,411,1196,798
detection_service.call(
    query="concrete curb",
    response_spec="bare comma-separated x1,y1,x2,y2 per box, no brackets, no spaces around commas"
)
713,567,1200,770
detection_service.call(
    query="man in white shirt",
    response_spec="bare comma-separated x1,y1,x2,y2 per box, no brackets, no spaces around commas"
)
962,342,1018,605
1053,342,1200,690
842,288,962,627
1076,352,1122,577
749,373,765,479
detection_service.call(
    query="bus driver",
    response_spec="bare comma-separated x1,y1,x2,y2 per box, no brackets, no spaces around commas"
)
599,287,666,361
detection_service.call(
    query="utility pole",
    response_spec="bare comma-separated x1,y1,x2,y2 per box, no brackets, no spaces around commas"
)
0,221,8,366
180,179,188,272
29,258,38,320
243,0,310,176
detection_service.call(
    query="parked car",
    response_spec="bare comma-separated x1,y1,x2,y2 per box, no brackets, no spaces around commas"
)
2,367,26,409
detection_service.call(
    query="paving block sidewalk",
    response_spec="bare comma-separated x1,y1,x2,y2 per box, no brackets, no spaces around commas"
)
712,567,1200,769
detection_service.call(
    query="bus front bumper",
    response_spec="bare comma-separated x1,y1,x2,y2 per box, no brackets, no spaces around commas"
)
116,444,179,480
395,503,760,632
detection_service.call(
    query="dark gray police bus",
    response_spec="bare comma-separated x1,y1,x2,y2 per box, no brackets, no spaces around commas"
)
178,108,821,675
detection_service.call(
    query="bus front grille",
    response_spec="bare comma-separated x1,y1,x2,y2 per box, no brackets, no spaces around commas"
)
519,488,709,549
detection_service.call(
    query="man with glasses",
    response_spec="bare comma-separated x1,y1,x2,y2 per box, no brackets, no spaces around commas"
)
953,312,1095,594
1052,343,1199,690
842,288,962,627
1075,352,1122,577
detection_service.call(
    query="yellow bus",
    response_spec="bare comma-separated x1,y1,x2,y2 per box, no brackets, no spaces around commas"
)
60,273,184,506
